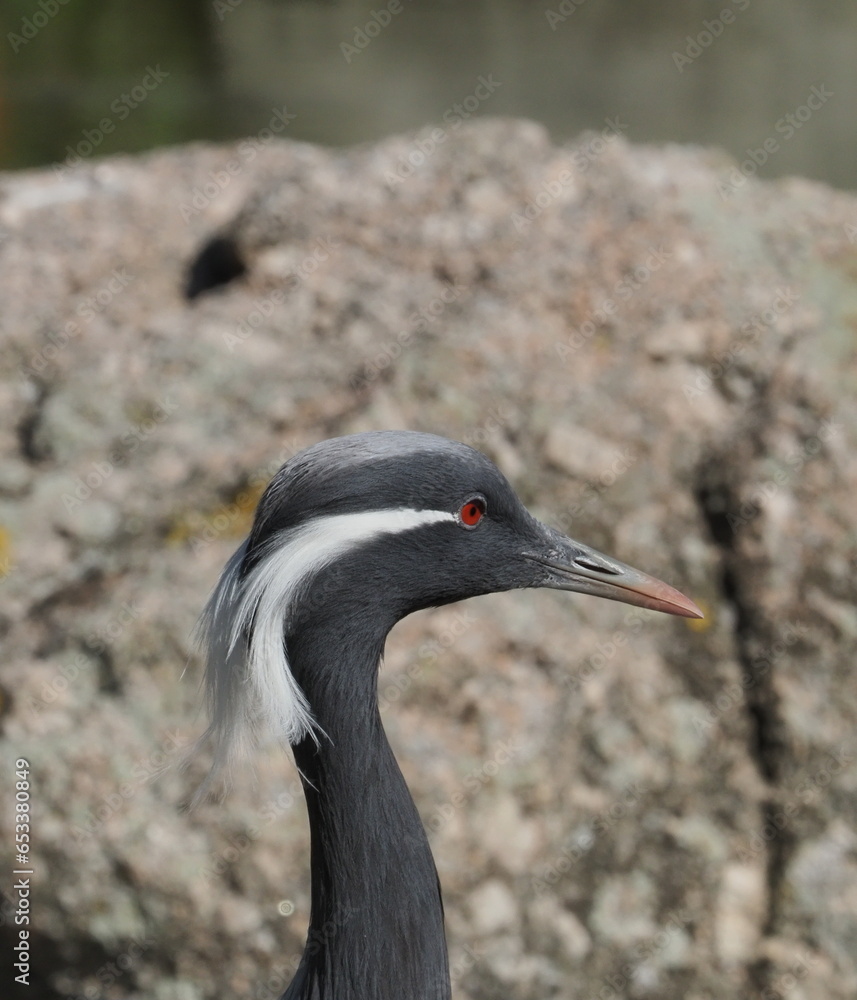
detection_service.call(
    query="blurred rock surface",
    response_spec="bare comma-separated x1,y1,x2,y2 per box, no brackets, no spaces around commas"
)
0,119,855,999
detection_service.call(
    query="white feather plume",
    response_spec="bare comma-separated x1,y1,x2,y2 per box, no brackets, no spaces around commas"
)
193,507,454,795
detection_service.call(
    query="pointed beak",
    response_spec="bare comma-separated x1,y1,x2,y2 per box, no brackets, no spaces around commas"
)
525,525,703,619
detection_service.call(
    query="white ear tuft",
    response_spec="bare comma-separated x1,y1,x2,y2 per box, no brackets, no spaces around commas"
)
191,507,455,800
191,535,317,800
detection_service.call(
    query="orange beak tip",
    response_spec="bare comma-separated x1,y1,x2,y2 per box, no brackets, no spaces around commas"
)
684,598,710,629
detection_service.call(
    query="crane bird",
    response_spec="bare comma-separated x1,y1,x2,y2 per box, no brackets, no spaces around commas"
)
196,430,702,1000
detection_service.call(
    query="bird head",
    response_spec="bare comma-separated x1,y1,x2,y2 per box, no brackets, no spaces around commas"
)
196,431,701,780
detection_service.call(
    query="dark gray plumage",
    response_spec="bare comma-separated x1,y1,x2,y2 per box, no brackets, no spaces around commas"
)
196,430,701,1000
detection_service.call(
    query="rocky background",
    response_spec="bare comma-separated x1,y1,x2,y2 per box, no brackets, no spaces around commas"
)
1,119,856,1000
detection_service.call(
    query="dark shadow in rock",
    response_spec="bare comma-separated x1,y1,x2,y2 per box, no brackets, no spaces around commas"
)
184,236,247,299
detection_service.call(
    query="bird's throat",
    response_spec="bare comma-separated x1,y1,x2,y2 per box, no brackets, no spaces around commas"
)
283,627,451,1000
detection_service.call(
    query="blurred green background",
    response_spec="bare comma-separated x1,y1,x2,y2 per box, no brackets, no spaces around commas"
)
1,0,854,189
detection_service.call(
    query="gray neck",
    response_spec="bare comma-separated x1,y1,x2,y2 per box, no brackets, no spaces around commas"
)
282,616,451,1000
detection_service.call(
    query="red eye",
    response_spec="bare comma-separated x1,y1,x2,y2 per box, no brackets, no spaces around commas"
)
459,497,486,528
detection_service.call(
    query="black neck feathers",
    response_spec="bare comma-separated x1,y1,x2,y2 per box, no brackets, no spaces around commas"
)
282,606,450,1000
